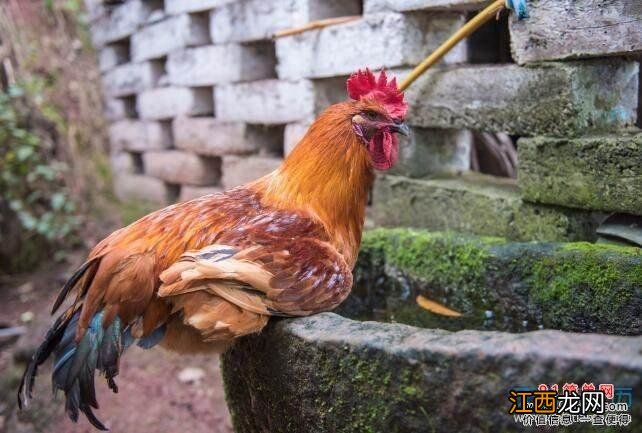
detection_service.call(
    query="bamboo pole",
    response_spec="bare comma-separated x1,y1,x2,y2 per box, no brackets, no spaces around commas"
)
398,0,506,91
274,15,360,39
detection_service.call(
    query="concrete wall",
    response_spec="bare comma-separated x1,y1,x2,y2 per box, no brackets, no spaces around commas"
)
87,0,641,239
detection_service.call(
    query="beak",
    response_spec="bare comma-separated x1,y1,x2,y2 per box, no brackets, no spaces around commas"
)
389,121,410,136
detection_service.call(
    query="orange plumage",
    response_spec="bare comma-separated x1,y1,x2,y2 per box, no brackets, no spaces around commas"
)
18,69,409,429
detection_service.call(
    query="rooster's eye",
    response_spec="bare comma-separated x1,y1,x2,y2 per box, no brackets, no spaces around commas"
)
363,110,379,120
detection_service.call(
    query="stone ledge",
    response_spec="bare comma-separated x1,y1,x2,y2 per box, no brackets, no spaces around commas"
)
518,133,642,215
372,173,601,242
222,313,642,433
404,61,639,136
347,228,642,335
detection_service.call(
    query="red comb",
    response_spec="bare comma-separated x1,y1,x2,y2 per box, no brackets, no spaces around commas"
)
346,69,407,119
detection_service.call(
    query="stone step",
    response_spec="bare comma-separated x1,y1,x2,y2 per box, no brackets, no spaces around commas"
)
222,313,642,433
345,228,641,335
372,173,601,242
518,133,642,216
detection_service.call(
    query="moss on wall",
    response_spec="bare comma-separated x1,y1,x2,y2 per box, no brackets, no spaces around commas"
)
350,228,641,334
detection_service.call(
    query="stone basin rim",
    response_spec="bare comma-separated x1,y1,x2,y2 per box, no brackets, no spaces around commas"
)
277,313,642,371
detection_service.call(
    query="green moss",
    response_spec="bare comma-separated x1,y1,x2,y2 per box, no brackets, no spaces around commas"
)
357,228,641,334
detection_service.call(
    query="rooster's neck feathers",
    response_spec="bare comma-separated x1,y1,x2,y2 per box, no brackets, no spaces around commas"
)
253,103,373,266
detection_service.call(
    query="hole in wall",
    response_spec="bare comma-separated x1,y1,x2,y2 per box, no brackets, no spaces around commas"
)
470,132,519,178
165,183,180,203
246,124,285,157
131,152,144,174
241,40,278,81
189,11,212,45
121,95,138,119
191,86,214,116
467,11,513,64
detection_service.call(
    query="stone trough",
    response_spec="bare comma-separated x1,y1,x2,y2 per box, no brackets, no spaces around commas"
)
222,229,642,432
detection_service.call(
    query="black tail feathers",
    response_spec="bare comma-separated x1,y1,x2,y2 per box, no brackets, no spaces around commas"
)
18,310,124,431
18,308,166,430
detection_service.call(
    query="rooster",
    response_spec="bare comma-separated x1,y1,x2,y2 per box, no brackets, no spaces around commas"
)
18,69,409,429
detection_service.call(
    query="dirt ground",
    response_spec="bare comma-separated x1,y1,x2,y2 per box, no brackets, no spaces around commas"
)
0,255,233,433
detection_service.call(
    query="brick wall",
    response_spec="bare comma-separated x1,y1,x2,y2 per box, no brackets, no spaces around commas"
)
87,0,641,242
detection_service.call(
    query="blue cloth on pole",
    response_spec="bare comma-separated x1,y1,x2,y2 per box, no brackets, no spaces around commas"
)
506,0,529,20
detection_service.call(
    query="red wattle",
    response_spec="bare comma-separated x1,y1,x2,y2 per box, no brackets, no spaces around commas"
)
368,132,399,171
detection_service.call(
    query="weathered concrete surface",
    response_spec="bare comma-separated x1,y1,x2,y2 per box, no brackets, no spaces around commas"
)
173,117,258,156
102,62,162,97
210,0,362,43
284,120,312,155
178,185,223,202
372,174,601,242
113,173,169,204
215,78,346,123
132,14,210,62
98,42,129,72
364,0,486,13
509,0,642,64
167,43,276,86
390,128,472,178
109,120,171,152
221,156,282,188
143,151,221,185
518,133,642,215
345,229,642,335
222,313,642,433
165,0,232,14
405,61,639,136
276,13,465,80
137,87,213,120
90,0,160,46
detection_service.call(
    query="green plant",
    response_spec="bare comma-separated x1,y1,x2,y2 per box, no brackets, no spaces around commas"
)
0,85,79,270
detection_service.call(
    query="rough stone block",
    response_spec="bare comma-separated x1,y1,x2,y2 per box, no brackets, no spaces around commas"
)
98,42,130,72
110,151,137,174
364,0,486,13
132,14,210,62
179,185,223,202
173,117,256,156
113,173,169,204
101,61,162,97
104,97,130,121
143,151,221,185
215,77,346,124
109,120,172,152
406,60,639,136
391,128,471,178
372,173,600,242
90,0,160,46
221,156,282,188
137,87,213,120
223,314,642,433
276,12,466,79
349,228,642,335
518,133,642,215
284,120,312,155
166,0,232,14
210,0,362,43
83,0,106,22
167,42,275,86
510,0,642,64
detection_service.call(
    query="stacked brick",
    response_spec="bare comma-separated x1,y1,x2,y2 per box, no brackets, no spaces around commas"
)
88,0,641,243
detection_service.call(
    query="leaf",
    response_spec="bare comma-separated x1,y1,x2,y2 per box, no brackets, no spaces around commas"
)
416,295,462,317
